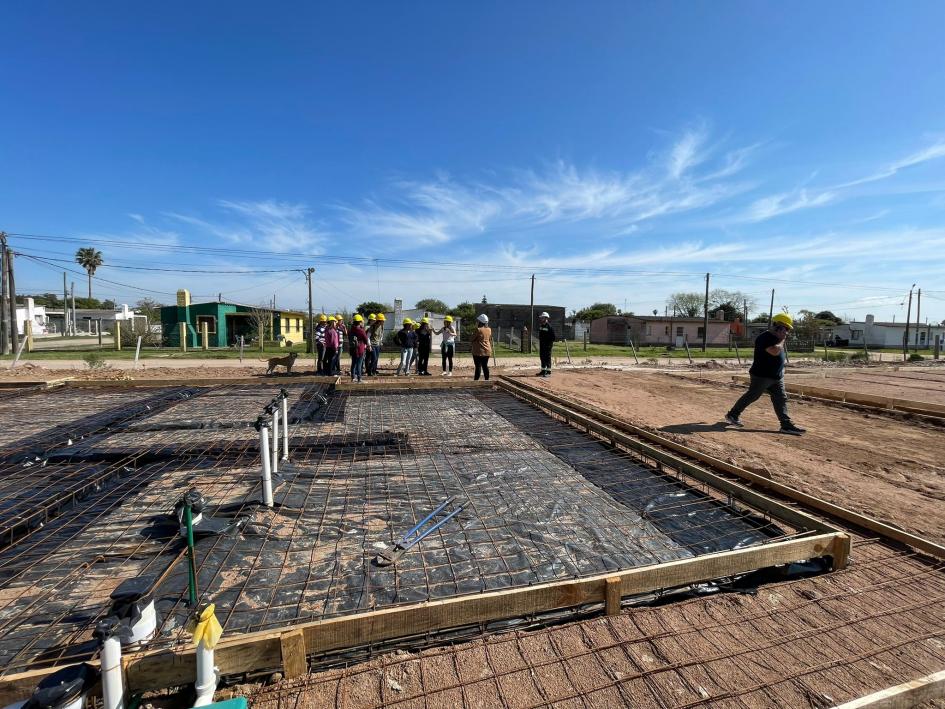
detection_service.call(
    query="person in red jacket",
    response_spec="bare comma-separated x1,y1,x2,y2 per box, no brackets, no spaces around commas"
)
348,314,371,383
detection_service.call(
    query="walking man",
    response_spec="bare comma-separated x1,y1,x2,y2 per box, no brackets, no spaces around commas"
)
536,311,555,377
725,313,806,435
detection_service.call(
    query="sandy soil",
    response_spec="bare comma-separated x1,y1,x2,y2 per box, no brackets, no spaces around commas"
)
783,369,945,407
519,368,945,545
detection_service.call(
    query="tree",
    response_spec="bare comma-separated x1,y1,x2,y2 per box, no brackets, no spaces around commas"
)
449,301,477,341
75,248,103,299
814,310,843,325
574,302,618,322
666,292,702,317
793,309,840,343
247,306,272,351
709,289,756,312
356,301,392,317
415,298,449,314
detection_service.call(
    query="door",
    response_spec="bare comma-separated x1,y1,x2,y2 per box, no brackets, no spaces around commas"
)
675,326,684,348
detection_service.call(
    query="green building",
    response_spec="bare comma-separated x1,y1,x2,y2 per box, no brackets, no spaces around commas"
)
161,290,306,348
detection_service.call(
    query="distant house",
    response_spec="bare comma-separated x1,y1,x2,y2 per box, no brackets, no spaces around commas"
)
14,298,49,335
45,303,143,335
842,314,945,349
160,290,305,348
589,313,731,347
474,304,566,337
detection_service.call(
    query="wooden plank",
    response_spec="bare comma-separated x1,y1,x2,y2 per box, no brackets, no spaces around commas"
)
106,533,839,694
334,379,490,392
497,378,839,537
605,576,622,616
500,377,945,560
64,377,314,388
280,630,307,679
832,669,945,708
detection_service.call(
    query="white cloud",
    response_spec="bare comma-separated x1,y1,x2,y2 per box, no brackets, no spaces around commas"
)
835,139,945,189
740,188,836,223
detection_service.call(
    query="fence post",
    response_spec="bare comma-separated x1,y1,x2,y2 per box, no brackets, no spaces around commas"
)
25,319,33,352
201,321,209,350
179,322,187,352
114,321,122,351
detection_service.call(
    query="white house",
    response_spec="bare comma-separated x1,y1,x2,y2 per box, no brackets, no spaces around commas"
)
387,301,460,346
844,314,945,349
14,298,49,335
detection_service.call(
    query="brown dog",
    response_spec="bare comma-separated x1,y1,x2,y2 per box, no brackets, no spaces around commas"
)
265,351,298,375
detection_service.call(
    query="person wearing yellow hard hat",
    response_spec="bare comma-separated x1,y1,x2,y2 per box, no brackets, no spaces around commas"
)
433,315,457,376
314,314,329,375
725,312,805,435
323,316,340,376
368,313,385,376
415,317,433,375
394,318,417,376
348,314,370,383
363,314,377,376
331,315,347,376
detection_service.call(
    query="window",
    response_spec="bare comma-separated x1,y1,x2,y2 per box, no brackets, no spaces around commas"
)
645,325,651,335
676,326,684,336
851,330,863,340
920,332,927,343
664,326,670,335
196,315,216,333
697,327,705,339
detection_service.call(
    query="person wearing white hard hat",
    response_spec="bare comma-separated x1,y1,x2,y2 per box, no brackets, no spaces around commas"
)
472,313,492,380
536,312,556,377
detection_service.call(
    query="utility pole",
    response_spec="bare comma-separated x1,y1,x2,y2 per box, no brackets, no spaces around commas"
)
70,282,76,335
6,247,16,350
0,232,9,354
63,272,69,336
914,288,921,352
305,267,315,354
904,284,915,360
767,289,775,328
702,272,710,352
529,273,535,355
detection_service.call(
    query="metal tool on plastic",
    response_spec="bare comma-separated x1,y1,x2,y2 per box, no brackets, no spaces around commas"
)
374,496,465,566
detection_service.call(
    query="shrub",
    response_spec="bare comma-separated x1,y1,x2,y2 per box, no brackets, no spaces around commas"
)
83,352,107,370
823,351,849,362
908,353,925,362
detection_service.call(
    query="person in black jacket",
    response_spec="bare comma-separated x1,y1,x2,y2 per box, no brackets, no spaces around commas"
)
725,313,806,435
536,312,556,377
415,318,433,375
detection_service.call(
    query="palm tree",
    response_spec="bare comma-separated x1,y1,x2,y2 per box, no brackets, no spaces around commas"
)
75,248,103,299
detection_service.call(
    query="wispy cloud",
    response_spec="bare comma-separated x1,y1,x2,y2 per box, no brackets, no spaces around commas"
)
834,139,945,189
338,128,757,246
741,188,836,223
168,199,326,253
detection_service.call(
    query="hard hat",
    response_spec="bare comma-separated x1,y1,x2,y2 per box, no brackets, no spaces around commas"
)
335,314,342,321
353,314,363,322
539,311,550,319
477,314,489,324
367,313,376,320
771,313,794,330
444,315,453,323
376,313,386,321
421,317,430,324
327,316,336,322
403,318,413,325
318,314,327,322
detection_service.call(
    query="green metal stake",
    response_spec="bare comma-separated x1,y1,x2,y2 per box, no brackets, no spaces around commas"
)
185,502,198,607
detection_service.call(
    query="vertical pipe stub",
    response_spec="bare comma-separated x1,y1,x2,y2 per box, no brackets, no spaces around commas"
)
14,663,99,709
255,415,274,507
108,576,157,646
280,388,290,461
93,618,125,709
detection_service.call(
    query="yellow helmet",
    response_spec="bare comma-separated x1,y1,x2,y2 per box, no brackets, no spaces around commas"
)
353,314,364,322
421,317,430,324
772,313,794,330
367,313,376,320
318,314,327,323
376,313,386,321
444,315,453,323
327,316,336,322
335,314,343,321
403,318,413,325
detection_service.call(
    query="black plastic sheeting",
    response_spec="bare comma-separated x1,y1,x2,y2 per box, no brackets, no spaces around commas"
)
0,384,792,676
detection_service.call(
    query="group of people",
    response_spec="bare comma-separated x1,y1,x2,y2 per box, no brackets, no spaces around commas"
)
313,312,386,382
311,310,559,383
392,315,458,376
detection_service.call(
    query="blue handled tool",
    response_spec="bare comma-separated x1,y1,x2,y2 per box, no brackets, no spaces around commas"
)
375,496,465,566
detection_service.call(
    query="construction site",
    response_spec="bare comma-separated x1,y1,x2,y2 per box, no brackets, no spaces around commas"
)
0,359,941,709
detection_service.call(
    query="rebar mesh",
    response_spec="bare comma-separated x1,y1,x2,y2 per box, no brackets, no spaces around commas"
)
0,383,806,678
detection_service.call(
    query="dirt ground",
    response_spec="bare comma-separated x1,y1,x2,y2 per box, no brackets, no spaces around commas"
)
520,368,945,546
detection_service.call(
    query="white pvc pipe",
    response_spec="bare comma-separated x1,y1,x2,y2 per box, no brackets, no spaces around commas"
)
193,637,218,707
260,423,273,507
281,395,289,461
100,634,124,709
271,408,279,474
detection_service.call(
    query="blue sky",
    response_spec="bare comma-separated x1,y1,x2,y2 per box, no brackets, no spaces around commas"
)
2,1,944,323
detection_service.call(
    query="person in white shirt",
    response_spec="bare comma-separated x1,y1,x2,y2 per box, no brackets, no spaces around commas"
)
434,315,457,376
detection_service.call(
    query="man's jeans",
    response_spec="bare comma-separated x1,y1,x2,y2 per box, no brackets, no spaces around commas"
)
728,375,792,424
397,347,415,374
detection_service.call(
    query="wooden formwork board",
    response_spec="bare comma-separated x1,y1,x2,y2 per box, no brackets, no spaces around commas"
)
500,377,945,560
731,375,945,418
832,669,945,708
334,378,492,392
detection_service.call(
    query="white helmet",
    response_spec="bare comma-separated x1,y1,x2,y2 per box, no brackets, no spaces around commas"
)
476,313,489,324
539,311,550,319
